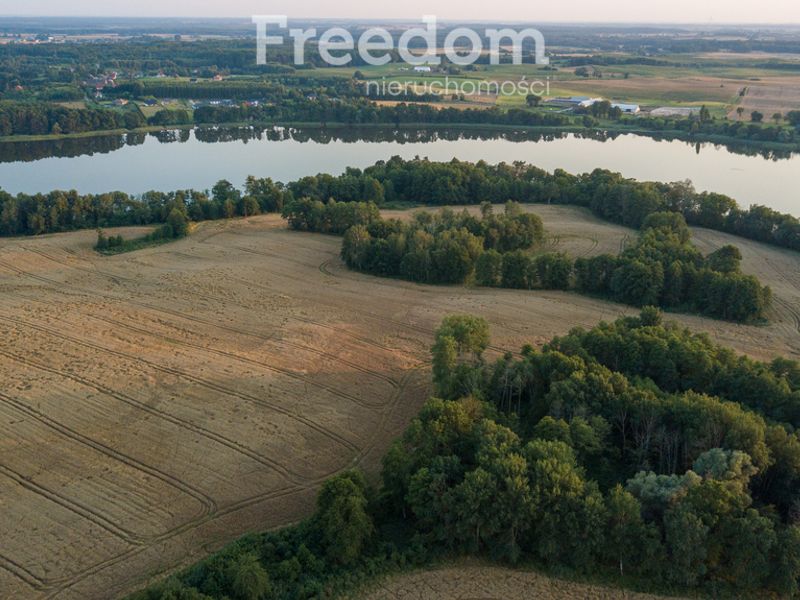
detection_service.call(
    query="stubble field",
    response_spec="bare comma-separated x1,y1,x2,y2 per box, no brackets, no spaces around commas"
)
355,563,681,600
726,77,800,119
0,205,797,599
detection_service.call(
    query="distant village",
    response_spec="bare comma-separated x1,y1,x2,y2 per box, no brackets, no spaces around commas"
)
79,66,701,120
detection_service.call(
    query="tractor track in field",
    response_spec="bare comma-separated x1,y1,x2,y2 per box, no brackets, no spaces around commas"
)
0,462,143,543
152,249,421,361
42,485,309,599
0,312,360,461
21,246,403,390
0,254,385,423
0,553,47,590
0,343,307,487
41,364,426,599
0,391,210,542
4,289,396,412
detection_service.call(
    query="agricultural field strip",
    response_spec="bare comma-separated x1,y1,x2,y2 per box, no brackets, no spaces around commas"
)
0,235,428,596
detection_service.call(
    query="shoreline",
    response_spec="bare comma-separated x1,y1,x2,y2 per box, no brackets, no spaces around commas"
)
1,120,798,156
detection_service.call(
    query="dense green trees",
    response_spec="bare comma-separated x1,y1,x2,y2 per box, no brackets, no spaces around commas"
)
95,207,189,253
330,202,769,322
336,203,545,285
132,309,800,599
0,100,144,136
380,389,798,596
386,310,800,595
575,213,771,321
544,313,800,430
229,554,271,600
432,315,491,399
0,178,291,237
488,250,574,290
343,157,799,252
192,99,574,130
314,471,374,566
148,108,192,126
132,472,392,600
5,158,800,258
282,198,379,235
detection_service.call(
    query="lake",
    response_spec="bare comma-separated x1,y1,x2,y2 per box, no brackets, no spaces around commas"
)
0,127,798,216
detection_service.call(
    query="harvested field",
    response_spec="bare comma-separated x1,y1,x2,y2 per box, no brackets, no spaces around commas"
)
699,51,800,61
356,564,682,600
726,77,800,119
372,99,496,110
0,206,797,599
550,75,741,105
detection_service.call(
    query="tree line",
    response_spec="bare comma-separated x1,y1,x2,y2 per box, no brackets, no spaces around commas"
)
282,197,770,323
345,157,799,251
571,212,771,322
132,310,800,600
410,311,800,594
1,156,794,272
260,157,800,251
110,76,361,102
0,100,145,136
0,176,286,236
95,208,189,254
634,112,798,145
320,201,543,285
191,98,573,129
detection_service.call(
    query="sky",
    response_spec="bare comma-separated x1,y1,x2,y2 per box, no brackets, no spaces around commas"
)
1,0,799,24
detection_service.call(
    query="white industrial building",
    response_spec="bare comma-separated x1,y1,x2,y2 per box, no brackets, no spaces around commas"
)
547,96,604,108
612,103,641,114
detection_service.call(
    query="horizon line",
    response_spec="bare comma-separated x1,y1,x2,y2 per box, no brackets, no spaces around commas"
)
1,14,800,27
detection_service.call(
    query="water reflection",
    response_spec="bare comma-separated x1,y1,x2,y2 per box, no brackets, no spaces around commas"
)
0,126,797,215
0,132,143,163
0,126,795,164
193,126,796,160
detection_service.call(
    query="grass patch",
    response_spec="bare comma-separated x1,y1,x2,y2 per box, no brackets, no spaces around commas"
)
381,200,423,210
96,213,190,255
95,233,177,255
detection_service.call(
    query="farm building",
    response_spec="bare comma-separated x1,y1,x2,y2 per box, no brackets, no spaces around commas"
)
413,66,432,73
612,102,640,114
547,96,604,108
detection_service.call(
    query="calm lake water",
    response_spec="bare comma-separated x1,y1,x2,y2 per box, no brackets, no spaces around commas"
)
0,127,798,216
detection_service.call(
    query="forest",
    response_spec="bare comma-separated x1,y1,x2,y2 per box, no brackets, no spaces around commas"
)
349,157,800,251
2,157,797,248
0,100,145,136
0,176,286,236
282,198,770,323
131,310,800,600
